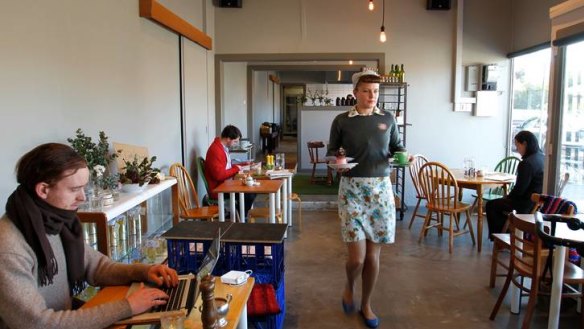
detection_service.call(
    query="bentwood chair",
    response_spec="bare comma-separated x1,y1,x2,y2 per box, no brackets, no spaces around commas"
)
490,212,584,329
307,141,332,185
169,163,219,221
418,162,475,253
489,193,576,288
557,172,570,196
407,154,429,229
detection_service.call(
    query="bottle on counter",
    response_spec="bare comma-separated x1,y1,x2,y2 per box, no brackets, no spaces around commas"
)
399,64,405,83
336,97,341,106
341,97,346,106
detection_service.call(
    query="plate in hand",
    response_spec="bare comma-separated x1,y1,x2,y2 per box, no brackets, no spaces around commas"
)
327,163,358,170
325,156,354,162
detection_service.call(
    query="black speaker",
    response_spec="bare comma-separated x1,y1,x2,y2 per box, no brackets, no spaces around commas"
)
218,0,242,8
427,0,450,10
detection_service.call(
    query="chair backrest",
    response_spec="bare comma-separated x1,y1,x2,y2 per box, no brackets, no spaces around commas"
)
408,154,429,199
508,211,545,280
418,162,461,211
530,193,577,215
169,163,201,215
557,172,570,196
489,156,521,196
307,141,325,164
197,157,212,198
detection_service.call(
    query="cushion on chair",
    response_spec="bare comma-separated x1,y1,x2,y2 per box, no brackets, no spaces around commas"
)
247,283,281,317
538,194,578,214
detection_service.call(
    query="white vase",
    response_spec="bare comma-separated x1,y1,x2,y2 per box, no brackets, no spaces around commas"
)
121,183,148,193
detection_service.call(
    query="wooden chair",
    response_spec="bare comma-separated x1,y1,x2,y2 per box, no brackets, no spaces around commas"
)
407,154,429,229
169,163,219,221
471,156,520,215
248,207,283,224
489,211,584,329
489,193,576,288
306,141,332,185
557,172,570,196
417,162,475,253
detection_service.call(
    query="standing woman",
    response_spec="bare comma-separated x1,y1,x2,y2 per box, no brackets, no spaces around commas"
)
486,130,544,236
328,70,404,328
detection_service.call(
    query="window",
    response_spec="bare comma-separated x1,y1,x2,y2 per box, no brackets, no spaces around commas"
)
509,49,551,154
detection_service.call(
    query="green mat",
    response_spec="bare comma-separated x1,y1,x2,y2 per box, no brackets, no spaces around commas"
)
292,174,339,195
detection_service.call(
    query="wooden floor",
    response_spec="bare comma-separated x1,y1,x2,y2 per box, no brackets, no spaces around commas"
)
281,208,582,329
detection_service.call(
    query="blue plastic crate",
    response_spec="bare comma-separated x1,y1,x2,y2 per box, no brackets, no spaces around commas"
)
224,241,285,285
249,277,286,329
166,239,226,275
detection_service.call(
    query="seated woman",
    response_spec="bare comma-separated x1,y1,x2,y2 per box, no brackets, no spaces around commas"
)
486,130,544,237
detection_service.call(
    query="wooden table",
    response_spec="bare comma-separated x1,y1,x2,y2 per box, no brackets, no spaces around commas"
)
515,213,584,328
451,169,515,252
214,179,284,223
82,278,254,329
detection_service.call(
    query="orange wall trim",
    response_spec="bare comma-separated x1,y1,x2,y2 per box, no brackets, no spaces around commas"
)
139,0,213,50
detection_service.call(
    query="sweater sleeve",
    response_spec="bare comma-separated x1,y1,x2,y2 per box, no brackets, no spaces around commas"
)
206,142,239,182
508,160,533,201
0,229,134,329
327,115,342,156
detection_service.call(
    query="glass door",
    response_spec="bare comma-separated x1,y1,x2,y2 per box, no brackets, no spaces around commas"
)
558,40,584,209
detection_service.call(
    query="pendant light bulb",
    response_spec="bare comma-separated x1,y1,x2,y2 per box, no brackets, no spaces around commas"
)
379,26,387,43
368,0,374,11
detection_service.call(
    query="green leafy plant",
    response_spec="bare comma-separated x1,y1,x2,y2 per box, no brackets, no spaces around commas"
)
119,155,160,186
67,129,120,190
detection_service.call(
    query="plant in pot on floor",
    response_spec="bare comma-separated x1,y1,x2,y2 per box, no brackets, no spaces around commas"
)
119,155,161,193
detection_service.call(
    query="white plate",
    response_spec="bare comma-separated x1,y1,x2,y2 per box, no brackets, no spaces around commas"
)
325,156,354,162
327,163,358,170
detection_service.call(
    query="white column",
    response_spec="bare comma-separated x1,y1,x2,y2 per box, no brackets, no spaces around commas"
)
229,192,237,222
269,193,276,224
239,192,245,223
548,246,567,329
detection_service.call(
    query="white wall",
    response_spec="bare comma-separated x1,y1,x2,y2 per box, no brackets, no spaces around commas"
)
214,0,522,203
511,0,565,51
0,0,215,206
222,62,249,137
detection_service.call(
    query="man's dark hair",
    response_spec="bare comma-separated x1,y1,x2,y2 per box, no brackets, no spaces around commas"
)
514,130,541,158
16,143,87,191
221,125,242,140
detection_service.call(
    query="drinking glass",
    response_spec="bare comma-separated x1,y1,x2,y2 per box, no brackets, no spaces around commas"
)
276,153,285,170
160,311,185,329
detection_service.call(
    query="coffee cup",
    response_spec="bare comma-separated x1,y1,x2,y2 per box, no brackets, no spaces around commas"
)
393,151,408,164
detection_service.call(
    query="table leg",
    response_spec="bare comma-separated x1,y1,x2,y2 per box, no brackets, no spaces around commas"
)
510,228,522,313
548,246,567,329
287,175,293,227
282,179,288,226
218,193,225,222
230,193,237,222
237,302,248,329
476,187,484,252
269,193,276,224
239,192,245,223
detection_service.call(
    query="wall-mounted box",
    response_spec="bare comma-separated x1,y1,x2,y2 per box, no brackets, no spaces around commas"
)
480,64,498,91
465,65,480,91
475,90,497,117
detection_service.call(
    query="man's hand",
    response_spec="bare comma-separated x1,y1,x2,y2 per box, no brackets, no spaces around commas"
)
127,283,169,315
147,264,179,287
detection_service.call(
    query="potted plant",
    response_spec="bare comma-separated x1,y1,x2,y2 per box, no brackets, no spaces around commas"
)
119,155,160,192
68,129,119,194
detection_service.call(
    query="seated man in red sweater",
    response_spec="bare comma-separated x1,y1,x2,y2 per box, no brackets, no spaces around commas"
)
205,125,256,219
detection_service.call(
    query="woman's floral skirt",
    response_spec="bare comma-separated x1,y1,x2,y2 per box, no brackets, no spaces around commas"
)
338,176,396,244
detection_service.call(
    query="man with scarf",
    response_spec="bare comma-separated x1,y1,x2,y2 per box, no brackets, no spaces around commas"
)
0,143,179,329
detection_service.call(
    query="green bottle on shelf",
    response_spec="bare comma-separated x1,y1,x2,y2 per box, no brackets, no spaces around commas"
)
399,64,405,83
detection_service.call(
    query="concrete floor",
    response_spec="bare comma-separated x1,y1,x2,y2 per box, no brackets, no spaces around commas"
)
280,205,581,329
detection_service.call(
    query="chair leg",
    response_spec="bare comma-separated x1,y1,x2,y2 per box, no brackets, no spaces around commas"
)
466,209,475,245
464,197,479,229
408,198,422,229
521,278,539,329
489,240,500,288
418,212,432,243
490,265,514,320
449,213,454,254
310,163,317,183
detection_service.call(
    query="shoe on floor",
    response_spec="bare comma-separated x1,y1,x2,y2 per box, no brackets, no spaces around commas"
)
359,310,379,328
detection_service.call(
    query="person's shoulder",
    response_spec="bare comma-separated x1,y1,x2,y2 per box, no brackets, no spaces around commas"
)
0,216,31,255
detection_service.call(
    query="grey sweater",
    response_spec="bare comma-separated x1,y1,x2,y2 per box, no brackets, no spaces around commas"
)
0,215,153,329
327,107,404,177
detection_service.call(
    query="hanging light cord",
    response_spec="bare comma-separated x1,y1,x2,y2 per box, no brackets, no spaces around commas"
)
381,0,385,28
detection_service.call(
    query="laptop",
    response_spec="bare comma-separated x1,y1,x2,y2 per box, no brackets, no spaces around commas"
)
115,229,221,325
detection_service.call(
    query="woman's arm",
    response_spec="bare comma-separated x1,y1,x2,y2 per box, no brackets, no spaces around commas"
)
507,161,533,200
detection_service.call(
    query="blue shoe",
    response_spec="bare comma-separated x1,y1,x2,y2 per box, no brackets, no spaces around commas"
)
342,299,355,314
359,310,379,328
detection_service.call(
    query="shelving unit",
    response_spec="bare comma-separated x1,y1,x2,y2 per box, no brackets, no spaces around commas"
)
78,178,177,262
378,82,409,220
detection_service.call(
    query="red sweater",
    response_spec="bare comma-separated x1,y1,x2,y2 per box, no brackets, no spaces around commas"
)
205,137,240,199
